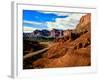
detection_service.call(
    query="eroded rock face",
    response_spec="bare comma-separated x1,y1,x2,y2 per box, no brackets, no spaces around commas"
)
76,13,91,33
32,14,91,68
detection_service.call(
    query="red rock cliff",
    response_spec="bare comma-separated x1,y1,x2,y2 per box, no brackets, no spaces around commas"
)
32,13,91,68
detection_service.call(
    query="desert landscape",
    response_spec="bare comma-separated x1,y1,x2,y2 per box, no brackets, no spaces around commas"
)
23,11,91,69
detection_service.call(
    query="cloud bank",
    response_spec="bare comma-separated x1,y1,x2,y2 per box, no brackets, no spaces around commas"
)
23,10,86,33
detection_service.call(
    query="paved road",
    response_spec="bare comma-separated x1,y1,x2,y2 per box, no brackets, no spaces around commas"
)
23,47,49,60
23,42,54,59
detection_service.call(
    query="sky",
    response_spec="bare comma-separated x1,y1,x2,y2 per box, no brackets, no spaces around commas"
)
23,10,86,33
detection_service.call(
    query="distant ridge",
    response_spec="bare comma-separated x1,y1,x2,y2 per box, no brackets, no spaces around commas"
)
32,13,91,68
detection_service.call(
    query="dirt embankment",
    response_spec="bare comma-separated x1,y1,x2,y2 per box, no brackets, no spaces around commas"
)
32,13,91,68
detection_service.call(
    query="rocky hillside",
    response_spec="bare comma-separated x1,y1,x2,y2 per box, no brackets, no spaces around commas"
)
32,13,91,68
76,13,91,33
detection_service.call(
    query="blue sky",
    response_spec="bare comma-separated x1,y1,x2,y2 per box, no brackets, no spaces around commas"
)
23,10,85,33
23,10,67,22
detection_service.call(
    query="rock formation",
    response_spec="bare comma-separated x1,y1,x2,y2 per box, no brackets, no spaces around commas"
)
32,13,91,68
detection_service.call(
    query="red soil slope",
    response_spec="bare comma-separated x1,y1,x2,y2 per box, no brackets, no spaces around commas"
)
32,13,91,68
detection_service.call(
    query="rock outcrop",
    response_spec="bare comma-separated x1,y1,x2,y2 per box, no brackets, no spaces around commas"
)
32,13,91,68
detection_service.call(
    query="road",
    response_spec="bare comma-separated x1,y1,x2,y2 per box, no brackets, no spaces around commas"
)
23,41,53,59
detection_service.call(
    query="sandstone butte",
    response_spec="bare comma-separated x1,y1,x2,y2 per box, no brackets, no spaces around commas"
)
32,13,91,68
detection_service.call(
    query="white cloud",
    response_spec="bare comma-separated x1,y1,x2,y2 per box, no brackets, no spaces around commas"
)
23,20,47,31
47,13,86,30
43,11,71,16
23,26,37,33
23,20,43,25
23,12,86,33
